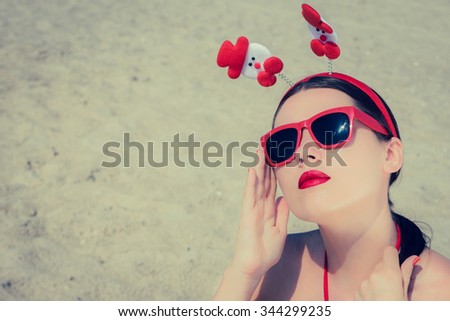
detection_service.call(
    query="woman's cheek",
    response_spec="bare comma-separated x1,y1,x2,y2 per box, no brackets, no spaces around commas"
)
330,139,386,206
274,147,384,222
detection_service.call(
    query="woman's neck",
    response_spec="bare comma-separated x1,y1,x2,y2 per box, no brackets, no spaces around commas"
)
318,202,398,299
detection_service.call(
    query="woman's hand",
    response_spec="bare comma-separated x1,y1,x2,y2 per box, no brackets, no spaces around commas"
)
228,148,290,280
355,247,420,300
213,148,290,300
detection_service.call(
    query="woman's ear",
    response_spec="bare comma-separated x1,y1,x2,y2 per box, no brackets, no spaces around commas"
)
383,137,403,173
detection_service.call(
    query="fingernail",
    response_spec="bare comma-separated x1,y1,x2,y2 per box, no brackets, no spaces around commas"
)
413,256,420,266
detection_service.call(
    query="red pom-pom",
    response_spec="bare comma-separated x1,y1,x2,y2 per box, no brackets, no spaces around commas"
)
324,42,340,59
310,39,340,60
217,36,249,79
310,39,325,57
257,71,277,87
255,57,283,87
263,56,283,74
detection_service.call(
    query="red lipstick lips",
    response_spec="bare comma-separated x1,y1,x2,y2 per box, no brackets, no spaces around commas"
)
298,170,331,190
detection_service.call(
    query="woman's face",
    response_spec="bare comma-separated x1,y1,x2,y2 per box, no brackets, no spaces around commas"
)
273,88,390,225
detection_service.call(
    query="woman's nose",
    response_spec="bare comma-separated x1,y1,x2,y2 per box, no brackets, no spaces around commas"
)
295,129,323,167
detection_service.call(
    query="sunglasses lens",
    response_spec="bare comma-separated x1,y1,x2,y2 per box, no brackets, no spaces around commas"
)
311,113,350,146
266,128,298,165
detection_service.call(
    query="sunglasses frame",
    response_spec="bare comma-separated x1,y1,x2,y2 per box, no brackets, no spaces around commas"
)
260,106,389,167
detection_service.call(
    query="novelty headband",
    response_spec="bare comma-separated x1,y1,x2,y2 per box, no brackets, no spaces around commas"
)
216,3,399,138
285,72,399,138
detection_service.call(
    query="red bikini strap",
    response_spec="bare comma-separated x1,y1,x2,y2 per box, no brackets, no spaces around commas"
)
323,251,329,301
395,223,401,251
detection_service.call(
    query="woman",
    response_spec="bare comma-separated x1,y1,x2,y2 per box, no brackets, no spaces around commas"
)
213,73,450,300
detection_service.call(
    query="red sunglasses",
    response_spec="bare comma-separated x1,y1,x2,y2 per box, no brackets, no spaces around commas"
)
260,106,388,167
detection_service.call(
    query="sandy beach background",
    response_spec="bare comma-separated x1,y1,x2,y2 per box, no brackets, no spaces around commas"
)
0,0,448,300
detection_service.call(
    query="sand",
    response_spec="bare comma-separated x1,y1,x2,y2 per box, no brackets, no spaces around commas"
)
0,0,448,300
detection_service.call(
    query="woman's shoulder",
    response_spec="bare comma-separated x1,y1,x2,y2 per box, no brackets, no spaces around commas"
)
410,248,450,300
253,229,324,300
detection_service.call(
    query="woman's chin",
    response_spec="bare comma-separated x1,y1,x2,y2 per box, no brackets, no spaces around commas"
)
288,195,352,224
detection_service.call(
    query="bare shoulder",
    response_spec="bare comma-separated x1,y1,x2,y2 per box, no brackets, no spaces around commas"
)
410,248,450,300
253,230,323,300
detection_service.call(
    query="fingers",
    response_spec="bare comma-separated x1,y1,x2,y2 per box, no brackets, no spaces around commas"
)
260,148,277,200
400,255,420,299
274,197,289,234
383,246,400,270
255,148,266,199
243,147,279,225
354,280,370,301
356,247,412,300
264,164,271,197
263,167,276,218
268,165,277,197
242,148,272,212
242,167,256,210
